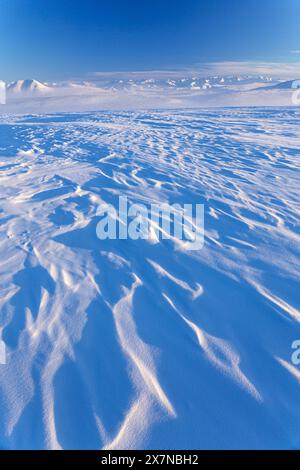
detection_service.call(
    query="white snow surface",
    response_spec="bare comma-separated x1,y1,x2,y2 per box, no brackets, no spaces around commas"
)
0,108,300,449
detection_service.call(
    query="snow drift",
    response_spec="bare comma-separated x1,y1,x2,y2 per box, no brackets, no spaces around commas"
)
0,108,299,449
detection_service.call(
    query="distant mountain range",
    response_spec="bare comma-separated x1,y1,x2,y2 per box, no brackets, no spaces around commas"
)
2,75,299,112
253,79,300,91
6,75,292,95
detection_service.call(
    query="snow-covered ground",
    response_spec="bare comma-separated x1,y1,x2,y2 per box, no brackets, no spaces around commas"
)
0,108,300,449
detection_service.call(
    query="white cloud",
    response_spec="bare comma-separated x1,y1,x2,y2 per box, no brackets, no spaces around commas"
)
89,61,300,81
193,61,300,79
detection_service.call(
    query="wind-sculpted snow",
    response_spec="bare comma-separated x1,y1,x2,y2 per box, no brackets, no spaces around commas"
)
0,108,300,449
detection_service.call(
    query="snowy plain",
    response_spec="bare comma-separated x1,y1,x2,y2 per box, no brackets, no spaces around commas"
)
0,108,300,449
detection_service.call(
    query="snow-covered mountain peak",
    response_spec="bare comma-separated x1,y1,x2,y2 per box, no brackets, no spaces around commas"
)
7,79,50,94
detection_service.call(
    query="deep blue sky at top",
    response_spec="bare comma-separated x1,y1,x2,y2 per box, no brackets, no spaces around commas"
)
0,0,299,80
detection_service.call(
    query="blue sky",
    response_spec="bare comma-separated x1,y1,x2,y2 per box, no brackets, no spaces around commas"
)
0,0,300,81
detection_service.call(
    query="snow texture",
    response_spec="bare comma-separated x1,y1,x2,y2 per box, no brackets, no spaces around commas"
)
0,108,300,449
